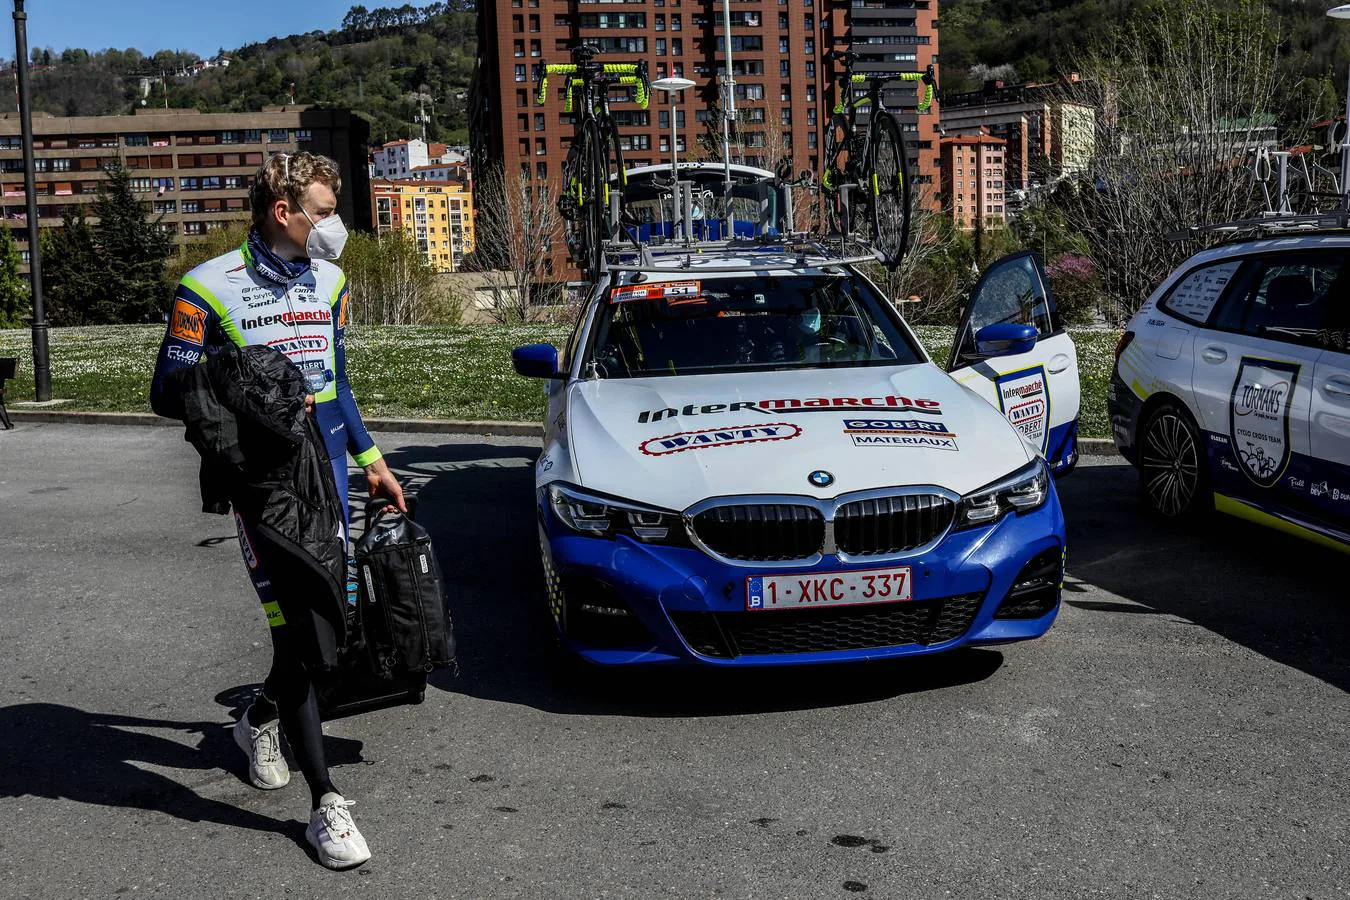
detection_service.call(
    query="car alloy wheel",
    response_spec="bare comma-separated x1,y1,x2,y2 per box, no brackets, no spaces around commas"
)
1139,404,1205,518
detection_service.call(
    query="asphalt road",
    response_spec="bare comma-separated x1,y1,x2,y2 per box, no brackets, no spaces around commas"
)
1,423,1347,899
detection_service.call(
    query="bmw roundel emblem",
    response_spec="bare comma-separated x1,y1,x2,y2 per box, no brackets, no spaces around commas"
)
809,470,834,488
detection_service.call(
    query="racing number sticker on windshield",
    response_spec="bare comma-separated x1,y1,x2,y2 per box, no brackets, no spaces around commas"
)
995,366,1050,454
611,281,701,304
1230,358,1299,488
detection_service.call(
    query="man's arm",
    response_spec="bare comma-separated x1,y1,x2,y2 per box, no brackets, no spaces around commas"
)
149,282,220,419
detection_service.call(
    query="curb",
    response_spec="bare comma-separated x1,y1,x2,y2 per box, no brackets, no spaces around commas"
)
3,409,1123,457
4,409,545,437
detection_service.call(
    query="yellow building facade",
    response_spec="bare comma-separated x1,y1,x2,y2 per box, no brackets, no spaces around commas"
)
371,178,475,272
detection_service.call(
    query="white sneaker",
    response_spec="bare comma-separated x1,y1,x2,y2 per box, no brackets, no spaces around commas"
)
232,708,290,790
307,793,372,870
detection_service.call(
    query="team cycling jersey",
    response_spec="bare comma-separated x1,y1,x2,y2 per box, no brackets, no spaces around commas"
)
150,230,382,503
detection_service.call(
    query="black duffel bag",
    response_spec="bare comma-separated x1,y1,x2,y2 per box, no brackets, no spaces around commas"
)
353,497,456,677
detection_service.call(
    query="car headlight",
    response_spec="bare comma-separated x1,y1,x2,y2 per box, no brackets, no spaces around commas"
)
954,458,1050,530
546,482,687,544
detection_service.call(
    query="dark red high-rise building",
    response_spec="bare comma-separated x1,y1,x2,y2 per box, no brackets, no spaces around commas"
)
471,0,941,280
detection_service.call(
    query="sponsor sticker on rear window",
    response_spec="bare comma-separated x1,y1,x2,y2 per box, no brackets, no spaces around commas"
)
611,281,702,304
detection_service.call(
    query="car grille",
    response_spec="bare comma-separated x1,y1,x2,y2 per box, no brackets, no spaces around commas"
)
689,504,824,561
835,494,955,556
668,593,984,659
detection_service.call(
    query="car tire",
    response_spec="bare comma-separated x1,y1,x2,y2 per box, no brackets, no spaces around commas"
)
1137,401,1210,520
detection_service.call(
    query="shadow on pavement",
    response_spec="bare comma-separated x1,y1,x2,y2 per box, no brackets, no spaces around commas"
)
0,703,315,844
1057,461,1350,693
377,441,1006,717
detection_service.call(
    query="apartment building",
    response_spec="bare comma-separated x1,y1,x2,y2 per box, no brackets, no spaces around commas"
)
371,138,469,180
0,106,370,268
471,0,941,278
939,133,1006,229
371,178,476,272
941,78,1095,198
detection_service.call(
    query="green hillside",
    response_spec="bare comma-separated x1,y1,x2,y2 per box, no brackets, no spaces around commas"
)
21,2,476,146
941,0,1350,105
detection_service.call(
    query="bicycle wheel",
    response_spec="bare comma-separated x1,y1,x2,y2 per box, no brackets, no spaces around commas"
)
868,111,912,269
603,119,628,241
822,114,851,236
576,118,608,280
558,139,585,266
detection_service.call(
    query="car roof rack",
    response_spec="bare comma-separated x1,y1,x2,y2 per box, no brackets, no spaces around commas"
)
1166,145,1350,242
599,232,883,278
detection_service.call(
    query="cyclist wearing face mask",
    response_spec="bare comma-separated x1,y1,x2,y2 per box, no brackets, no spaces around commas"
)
150,151,404,870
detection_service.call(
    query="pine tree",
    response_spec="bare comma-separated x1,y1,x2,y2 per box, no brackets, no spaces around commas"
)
90,160,173,323
0,225,29,328
41,212,102,326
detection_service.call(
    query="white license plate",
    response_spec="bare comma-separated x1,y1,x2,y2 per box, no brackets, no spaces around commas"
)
745,566,913,611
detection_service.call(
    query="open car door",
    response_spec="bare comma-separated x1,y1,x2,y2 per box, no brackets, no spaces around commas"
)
947,251,1081,474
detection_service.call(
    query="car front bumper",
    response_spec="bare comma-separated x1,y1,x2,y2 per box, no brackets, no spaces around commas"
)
538,482,1067,667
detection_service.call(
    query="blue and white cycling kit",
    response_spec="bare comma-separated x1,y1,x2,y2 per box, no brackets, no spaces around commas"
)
151,229,381,623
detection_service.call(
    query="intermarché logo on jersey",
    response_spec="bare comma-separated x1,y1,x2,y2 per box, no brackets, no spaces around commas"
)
239,309,332,330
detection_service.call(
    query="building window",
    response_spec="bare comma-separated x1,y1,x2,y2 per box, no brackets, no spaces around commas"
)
671,13,680,30
515,65,526,82
295,130,312,142
514,39,524,57
126,134,148,147
656,38,666,56
780,108,791,125
528,14,539,31
780,60,789,78
184,221,205,235
531,40,541,57
268,129,289,142
807,132,817,149
129,177,153,192
224,175,249,189
806,108,816,126
806,84,815,102
805,62,815,78
805,38,814,54
655,14,664,30
221,131,241,144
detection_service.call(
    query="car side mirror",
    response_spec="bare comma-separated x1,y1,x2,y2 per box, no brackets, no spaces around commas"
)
511,343,566,380
975,323,1037,357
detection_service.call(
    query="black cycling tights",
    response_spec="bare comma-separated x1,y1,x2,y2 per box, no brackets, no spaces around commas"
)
248,632,339,809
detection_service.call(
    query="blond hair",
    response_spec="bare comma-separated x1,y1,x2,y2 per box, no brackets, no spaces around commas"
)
250,151,343,228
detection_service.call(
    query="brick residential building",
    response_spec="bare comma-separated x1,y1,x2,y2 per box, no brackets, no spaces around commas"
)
0,106,370,270
371,178,476,272
471,0,941,280
938,133,1006,229
941,78,1095,200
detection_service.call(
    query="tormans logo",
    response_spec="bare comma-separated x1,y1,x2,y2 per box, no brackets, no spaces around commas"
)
239,309,332,330
638,395,941,424
169,298,207,345
266,334,330,355
639,423,802,456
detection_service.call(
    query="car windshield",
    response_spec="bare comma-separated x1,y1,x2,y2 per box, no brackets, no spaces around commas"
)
585,274,923,378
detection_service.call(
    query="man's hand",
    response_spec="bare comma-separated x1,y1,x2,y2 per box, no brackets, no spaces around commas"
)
304,394,315,414
364,457,407,513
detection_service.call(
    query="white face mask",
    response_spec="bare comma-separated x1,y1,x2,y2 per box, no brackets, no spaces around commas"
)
300,205,349,261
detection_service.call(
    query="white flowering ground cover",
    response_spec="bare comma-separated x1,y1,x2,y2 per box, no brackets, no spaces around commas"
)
0,324,1119,437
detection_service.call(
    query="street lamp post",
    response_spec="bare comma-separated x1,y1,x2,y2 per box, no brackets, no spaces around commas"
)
1327,5,1350,210
12,0,50,401
650,77,695,238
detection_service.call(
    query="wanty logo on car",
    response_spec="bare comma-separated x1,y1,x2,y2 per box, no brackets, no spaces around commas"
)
638,395,941,424
639,423,802,456
266,334,329,355
844,418,959,450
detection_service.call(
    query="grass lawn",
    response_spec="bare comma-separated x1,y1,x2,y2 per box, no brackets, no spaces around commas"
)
0,324,1121,438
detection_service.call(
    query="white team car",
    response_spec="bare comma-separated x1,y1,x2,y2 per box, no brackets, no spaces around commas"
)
1109,234,1350,550
514,243,1082,665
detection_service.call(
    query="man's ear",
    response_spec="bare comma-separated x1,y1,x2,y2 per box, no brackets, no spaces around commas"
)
271,198,290,228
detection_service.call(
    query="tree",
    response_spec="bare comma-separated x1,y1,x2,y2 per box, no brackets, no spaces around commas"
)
340,229,450,325
89,161,174,323
41,212,102,327
0,226,29,328
1053,0,1282,321
466,165,564,323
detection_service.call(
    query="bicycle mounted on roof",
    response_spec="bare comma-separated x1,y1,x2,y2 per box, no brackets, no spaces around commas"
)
822,48,935,269
536,44,650,279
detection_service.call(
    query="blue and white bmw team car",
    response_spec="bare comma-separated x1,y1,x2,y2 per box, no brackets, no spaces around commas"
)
514,244,1081,665
1109,233,1350,550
